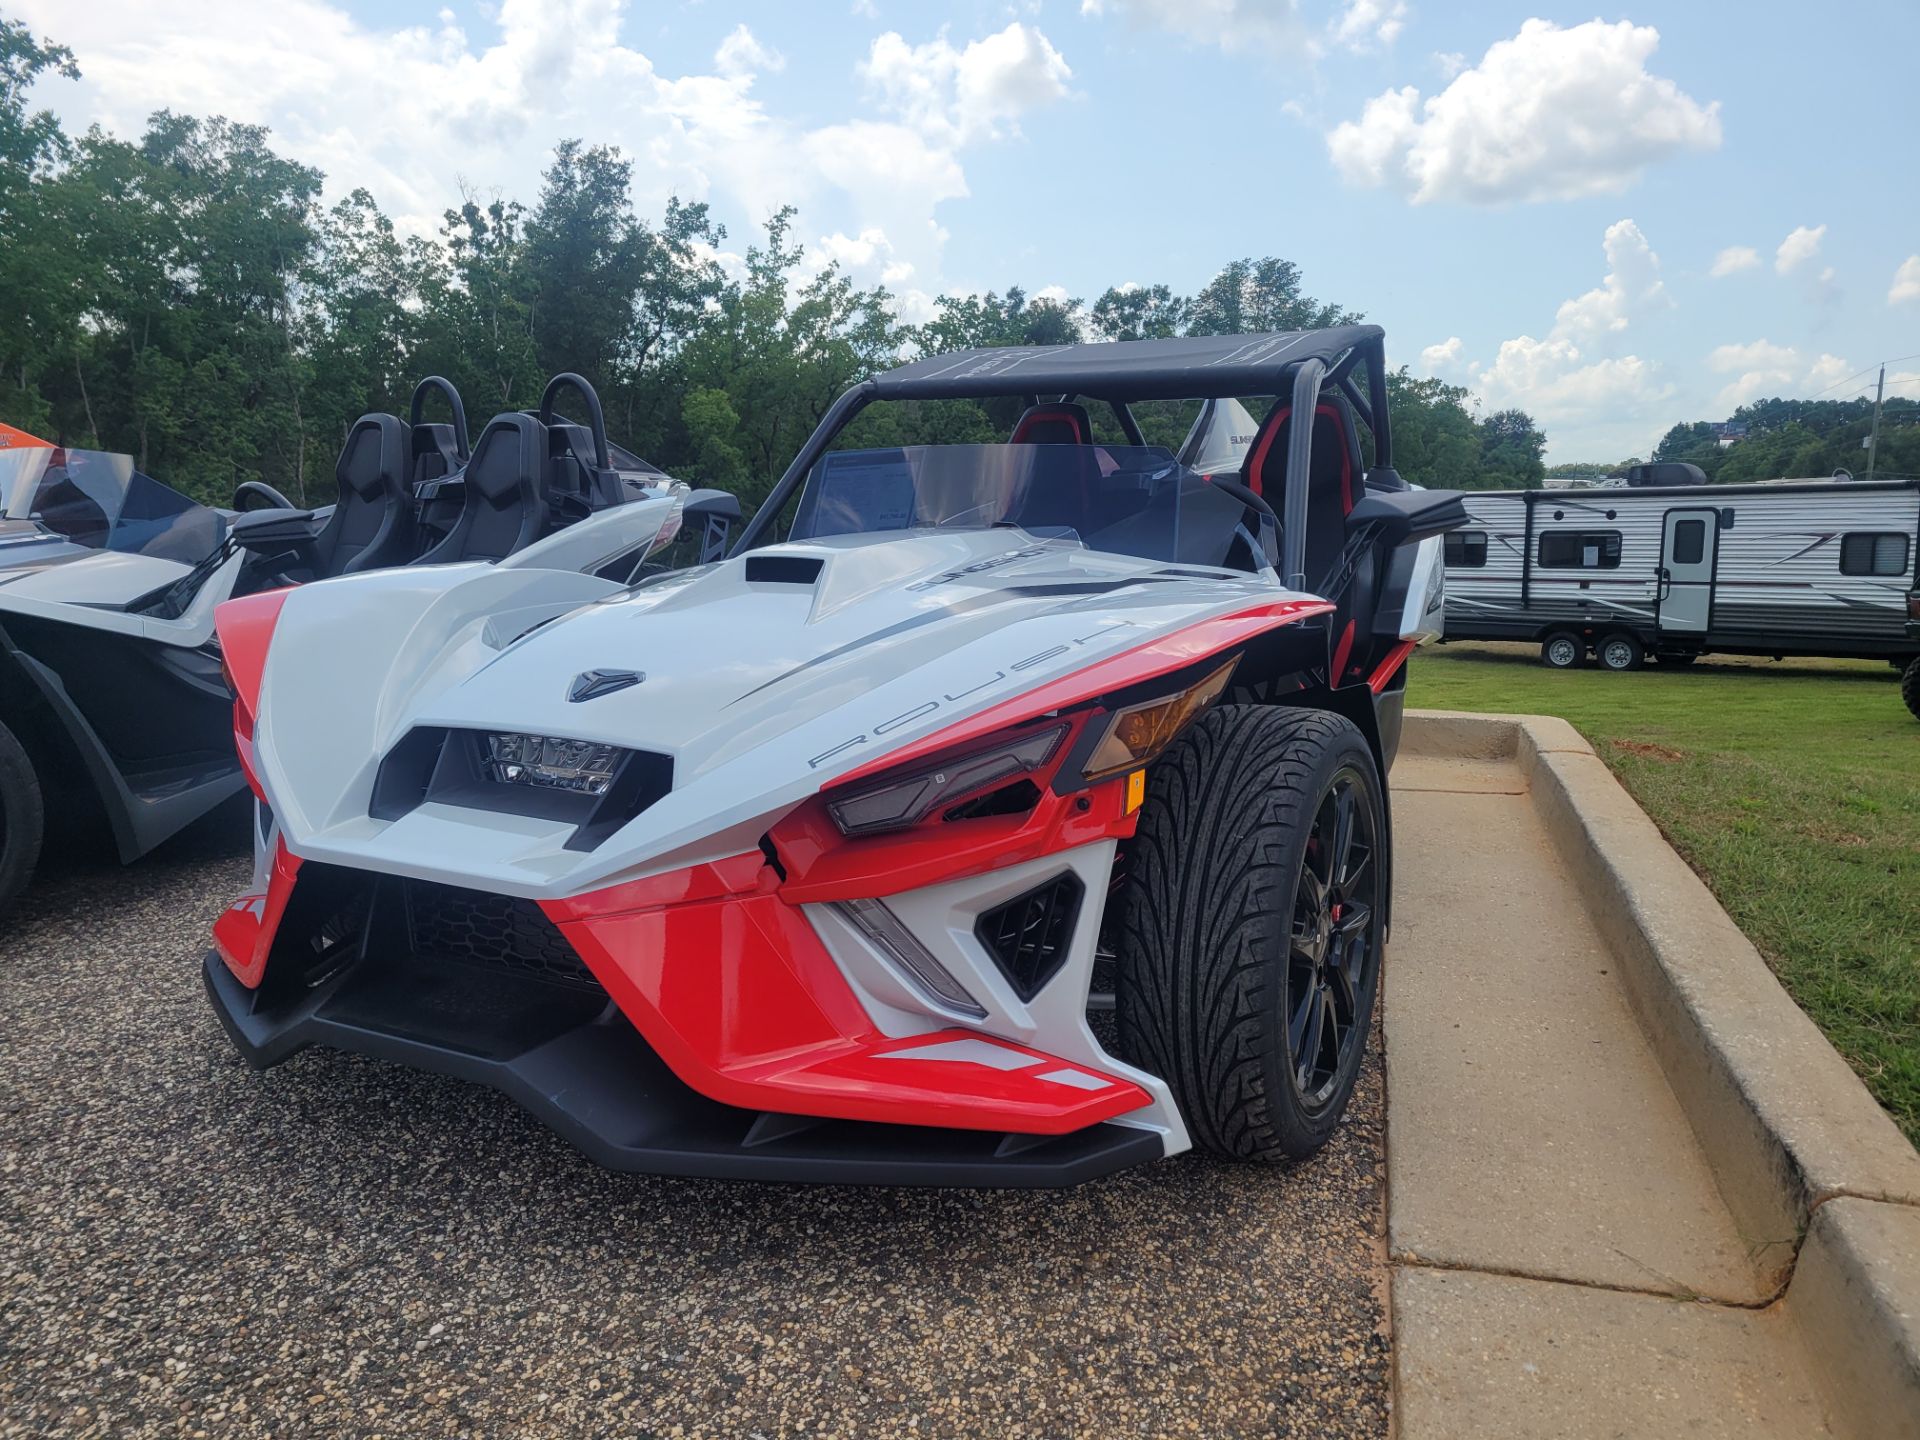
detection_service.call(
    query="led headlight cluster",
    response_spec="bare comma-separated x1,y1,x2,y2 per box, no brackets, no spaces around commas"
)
827,722,1069,837
485,733,625,796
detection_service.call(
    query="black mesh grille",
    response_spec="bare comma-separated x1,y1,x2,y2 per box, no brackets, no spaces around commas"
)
975,873,1084,1002
403,880,602,990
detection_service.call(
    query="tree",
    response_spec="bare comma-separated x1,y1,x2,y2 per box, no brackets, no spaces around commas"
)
1477,408,1547,489
1187,258,1360,336
523,140,647,386
1090,283,1189,342
0,18,79,432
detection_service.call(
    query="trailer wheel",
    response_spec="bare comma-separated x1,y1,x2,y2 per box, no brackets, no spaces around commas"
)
0,717,45,915
1111,705,1385,1161
1597,633,1645,672
1541,632,1584,669
1903,658,1920,722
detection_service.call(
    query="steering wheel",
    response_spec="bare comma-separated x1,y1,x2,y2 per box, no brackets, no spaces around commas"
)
232,480,297,512
1207,476,1281,569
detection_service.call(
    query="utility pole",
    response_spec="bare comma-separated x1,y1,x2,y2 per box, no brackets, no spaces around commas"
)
1867,364,1885,480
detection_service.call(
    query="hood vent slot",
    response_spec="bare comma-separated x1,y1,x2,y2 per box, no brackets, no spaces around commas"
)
745,554,823,585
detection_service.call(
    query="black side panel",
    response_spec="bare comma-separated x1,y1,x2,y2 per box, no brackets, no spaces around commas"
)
0,616,244,861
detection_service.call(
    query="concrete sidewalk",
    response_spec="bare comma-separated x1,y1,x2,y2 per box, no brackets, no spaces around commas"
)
1383,717,1920,1438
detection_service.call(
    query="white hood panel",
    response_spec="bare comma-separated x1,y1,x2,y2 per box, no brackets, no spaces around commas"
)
254,532,1311,896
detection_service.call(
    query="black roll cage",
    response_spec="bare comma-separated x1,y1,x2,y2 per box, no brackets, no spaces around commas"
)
731,330,1393,593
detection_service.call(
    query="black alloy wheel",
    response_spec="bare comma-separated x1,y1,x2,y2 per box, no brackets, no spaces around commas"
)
1286,768,1379,1110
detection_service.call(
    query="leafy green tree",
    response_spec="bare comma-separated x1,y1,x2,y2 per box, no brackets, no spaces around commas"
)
1380,370,1480,488
1187,258,1360,336
0,17,78,432
1477,408,1547,489
1089,282,1189,342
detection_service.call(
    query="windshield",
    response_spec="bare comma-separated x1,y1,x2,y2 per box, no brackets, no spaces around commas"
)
791,443,1269,571
0,448,224,563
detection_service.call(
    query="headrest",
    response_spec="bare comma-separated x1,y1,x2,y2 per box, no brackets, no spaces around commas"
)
1242,391,1362,506
410,422,462,483
465,413,546,503
337,414,411,500
1009,402,1092,445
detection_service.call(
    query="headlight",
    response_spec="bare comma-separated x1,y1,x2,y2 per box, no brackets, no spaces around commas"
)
826,722,1069,837
485,732,625,796
1082,656,1238,781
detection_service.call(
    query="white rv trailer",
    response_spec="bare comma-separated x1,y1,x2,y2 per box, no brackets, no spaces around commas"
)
1440,478,1920,672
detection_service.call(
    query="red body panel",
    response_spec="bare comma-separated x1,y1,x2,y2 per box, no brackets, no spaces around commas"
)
212,840,304,988
548,866,1149,1134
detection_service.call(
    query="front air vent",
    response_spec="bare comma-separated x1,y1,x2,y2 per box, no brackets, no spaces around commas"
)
975,873,1084,1002
403,879,602,991
745,554,824,585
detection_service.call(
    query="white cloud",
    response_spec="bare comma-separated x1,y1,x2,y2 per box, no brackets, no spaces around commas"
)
1474,338,1667,423
713,23,783,78
861,22,1073,146
850,0,879,17
1552,219,1667,339
1078,0,1314,58
1889,255,1920,305
1418,336,1464,374
17,0,1071,315
1705,341,1854,412
1442,219,1676,455
1774,224,1825,274
1033,284,1074,306
1709,245,1759,278
811,226,916,287
1708,339,1798,374
1432,51,1466,79
1328,0,1406,53
1327,19,1720,205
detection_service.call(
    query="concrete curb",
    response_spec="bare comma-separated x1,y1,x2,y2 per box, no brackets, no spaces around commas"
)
1402,709,1920,1433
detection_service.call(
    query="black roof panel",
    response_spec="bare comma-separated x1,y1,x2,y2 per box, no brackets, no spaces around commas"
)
868,326,1384,402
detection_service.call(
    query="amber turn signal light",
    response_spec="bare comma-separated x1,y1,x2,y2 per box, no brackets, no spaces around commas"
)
1082,656,1238,783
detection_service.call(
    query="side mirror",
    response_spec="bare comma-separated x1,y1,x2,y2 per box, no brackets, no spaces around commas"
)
1347,488,1468,547
684,488,742,524
230,507,320,551
684,488,742,565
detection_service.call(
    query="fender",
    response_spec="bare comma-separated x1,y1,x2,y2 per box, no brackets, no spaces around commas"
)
0,617,245,862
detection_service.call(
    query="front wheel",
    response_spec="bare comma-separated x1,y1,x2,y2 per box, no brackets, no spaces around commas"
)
1903,658,1920,721
1541,632,1584,669
0,718,45,915
1112,706,1385,1161
1597,632,1645,672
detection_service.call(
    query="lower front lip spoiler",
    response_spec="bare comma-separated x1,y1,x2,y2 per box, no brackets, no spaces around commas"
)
202,951,1162,1188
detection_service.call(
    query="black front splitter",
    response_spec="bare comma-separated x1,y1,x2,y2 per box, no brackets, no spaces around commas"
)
203,952,1163,1188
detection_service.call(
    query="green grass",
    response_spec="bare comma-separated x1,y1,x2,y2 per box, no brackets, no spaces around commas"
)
1408,643,1920,1143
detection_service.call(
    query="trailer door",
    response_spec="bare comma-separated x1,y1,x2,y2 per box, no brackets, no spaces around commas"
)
1658,508,1718,634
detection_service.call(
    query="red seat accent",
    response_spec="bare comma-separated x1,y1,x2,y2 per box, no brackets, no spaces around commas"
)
1008,403,1091,445
1241,400,1356,511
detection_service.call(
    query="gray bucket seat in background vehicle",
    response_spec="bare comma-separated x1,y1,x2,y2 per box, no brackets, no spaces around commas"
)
308,413,418,578
416,412,547,565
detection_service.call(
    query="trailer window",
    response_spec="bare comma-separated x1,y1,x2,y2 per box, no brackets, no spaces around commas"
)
1444,530,1488,568
1838,532,1909,577
1538,530,1622,569
1670,519,1706,566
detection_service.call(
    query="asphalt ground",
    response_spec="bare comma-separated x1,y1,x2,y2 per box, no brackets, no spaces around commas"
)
1,819,1390,1439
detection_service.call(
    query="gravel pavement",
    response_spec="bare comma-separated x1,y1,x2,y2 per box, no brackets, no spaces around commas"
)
1,825,1389,1439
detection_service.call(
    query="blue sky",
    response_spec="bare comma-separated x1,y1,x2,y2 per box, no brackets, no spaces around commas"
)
18,0,1920,460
